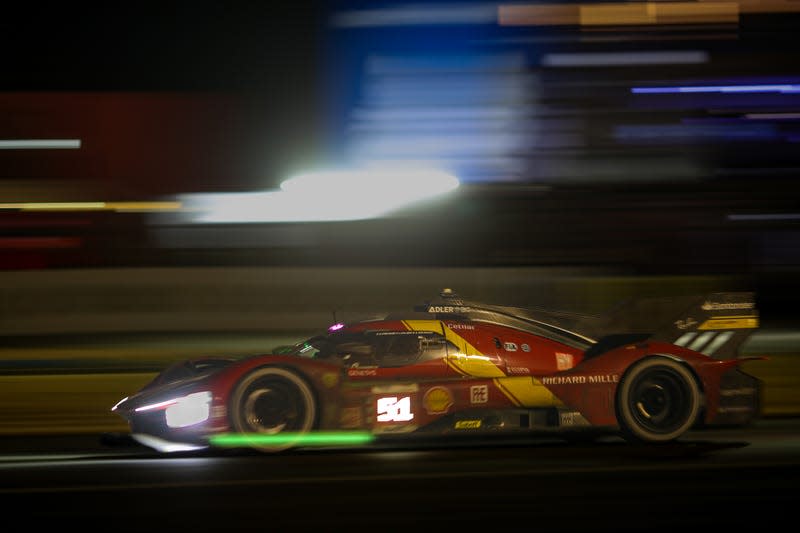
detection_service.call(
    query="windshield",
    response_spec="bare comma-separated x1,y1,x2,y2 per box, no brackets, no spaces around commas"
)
274,329,457,368
274,335,328,358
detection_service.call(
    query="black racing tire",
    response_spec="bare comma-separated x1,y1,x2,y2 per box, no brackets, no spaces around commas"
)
228,366,317,453
616,357,702,443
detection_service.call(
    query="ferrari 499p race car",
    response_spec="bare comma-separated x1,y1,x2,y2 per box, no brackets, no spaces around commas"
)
112,288,763,453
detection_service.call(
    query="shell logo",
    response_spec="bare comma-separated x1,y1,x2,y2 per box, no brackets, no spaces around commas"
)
423,386,453,415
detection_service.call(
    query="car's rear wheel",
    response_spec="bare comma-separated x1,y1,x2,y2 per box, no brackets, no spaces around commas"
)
616,357,702,443
229,366,317,452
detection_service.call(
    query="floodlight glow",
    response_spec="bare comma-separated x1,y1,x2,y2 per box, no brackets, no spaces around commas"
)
181,167,460,224
280,168,459,200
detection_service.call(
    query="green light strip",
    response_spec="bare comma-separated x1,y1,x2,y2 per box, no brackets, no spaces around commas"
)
209,431,375,447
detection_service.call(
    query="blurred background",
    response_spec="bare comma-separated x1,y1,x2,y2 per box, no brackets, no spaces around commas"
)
1,0,799,435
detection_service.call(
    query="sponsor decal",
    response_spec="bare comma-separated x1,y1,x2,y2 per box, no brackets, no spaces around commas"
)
675,317,698,330
423,386,454,414
376,396,414,422
470,385,488,404
348,367,378,377
427,305,471,314
375,330,432,336
558,411,588,426
555,352,574,370
541,374,619,385
507,366,530,375
446,323,475,330
503,342,518,352
701,301,755,311
322,372,339,388
521,343,530,352
455,420,482,429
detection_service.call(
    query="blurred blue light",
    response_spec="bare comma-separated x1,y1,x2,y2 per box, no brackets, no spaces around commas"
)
632,84,800,94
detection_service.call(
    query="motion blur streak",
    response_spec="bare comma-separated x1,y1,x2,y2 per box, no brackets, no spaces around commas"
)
332,1,800,29
727,213,800,221
499,0,800,27
498,2,741,26
541,50,709,67
343,53,531,183
0,202,182,212
632,84,800,94
729,0,800,14
0,237,81,249
169,168,460,224
330,3,497,27
745,113,800,120
0,139,81,149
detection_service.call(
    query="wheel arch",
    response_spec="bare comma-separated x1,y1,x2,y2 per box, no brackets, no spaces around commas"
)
622,353,707,395
615,353,706,442
227,363,323,437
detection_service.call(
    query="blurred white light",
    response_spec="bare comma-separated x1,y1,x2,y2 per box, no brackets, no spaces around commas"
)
281,168,458,198
133,391,212,428
165,391,212,428
0,139,81,149
182,167,459,224
131,433,208,453
110,397,129,412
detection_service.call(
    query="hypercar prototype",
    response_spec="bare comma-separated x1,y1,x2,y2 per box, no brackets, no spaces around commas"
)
112,288,764,453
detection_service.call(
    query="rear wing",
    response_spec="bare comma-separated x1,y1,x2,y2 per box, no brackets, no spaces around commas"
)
582,292,758,360
421,288,758,360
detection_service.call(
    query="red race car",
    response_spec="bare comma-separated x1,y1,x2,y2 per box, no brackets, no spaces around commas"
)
112,288,764,453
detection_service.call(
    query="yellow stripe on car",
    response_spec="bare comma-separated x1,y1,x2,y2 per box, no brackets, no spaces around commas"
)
494,376,564,407
402,320,565,407
699,316,759,330
402,320,505,377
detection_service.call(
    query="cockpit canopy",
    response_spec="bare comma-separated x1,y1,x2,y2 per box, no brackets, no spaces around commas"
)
283,328,458,367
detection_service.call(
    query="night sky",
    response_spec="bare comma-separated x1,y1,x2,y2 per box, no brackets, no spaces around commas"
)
1,3,326,91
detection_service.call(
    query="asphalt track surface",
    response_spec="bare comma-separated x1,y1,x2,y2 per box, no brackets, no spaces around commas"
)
2,418,798,532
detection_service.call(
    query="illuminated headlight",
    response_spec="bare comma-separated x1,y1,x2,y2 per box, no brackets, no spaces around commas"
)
111,396,128,412
136,391,213,428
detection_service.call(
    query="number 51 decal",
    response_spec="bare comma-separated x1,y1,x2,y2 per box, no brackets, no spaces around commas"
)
376,396,414,422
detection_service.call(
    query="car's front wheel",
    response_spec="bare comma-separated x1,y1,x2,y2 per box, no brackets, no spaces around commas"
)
229,366,317,452
616,357,702,443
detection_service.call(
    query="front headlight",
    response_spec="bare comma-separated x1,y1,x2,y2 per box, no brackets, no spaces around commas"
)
135,391,213,428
